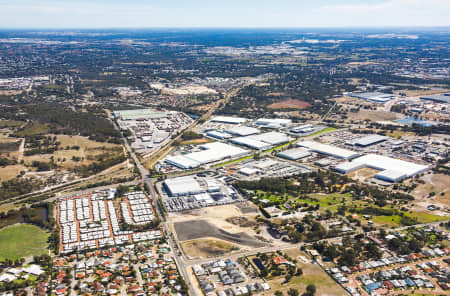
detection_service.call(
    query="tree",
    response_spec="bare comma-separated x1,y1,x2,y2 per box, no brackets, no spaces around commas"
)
287,288,299,296
274,291,283,296
305,284,316,296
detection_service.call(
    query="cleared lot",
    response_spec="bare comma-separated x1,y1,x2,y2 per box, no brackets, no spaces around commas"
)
174,220,267,248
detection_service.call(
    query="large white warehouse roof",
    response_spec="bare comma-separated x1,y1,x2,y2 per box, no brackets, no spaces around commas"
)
352,154,429,178
206,130,232,139
230,137,271,150
248,132,290,145
231,132,290,150
335,153,429,182
255,118,292,127
347,134,388,147
165,155,200,169
297,141,359,159
277,148,312,160
165,142,249,169
211,116,247,124
164,176,204,196
226,126,260,136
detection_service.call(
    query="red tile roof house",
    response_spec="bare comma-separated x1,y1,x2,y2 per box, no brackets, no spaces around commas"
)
128,284,144,294
36,282,47,296
273,256,289,265
92,281,104,292
384,281,393,290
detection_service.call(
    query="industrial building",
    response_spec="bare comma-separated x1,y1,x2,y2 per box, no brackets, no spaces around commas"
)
206,130,233,140
254,118,292,128
113,109,169,120
226,126,260,136
290,124,315,134
297,141,360,160
348,92,395,103
346,134,388,147
334,154,429,182
163,176,204,197
161,175,243,212
233,158,312,179
420,93,450,104
231,132,290,150
277,147,311,160
165,142,249,169
230,137,272,150
211,116,247,124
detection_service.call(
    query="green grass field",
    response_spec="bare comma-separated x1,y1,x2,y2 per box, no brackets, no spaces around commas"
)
371,211,447,228
0,224,49,261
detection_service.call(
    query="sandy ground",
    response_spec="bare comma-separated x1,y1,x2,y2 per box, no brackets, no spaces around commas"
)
0,164,25,182
181,237,240,258
267,99,312,110
348,167,379,182
168,203,259,234
169,203,268,255
174,220,267,248
263,249,348,296
150,83,217,95
346,110,402,122
399,89,450,97
412,174,450,208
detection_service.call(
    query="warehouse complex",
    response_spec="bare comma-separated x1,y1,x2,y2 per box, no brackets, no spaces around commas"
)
334,154,429,182
161,175,243,211
114,108,192,156
165,142,249,169
297,141,360,160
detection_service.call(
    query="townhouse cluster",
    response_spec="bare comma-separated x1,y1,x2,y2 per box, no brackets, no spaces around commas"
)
57,189,161,254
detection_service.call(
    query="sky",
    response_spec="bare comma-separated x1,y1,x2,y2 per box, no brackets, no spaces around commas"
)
0,0,449,29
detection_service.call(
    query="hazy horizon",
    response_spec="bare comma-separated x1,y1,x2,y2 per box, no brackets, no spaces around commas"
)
0,0,449,29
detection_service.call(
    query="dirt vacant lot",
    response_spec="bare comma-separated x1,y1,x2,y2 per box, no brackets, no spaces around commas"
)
267,99,311,110
413,174,450,206
182,237,238,258
264,249,347,296
347,110,402,122
174,220,267,248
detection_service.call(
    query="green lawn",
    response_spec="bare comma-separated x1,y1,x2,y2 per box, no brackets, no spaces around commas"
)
308,193,352,208
212,154,254,168
371,211,447,228
0,224,49,261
